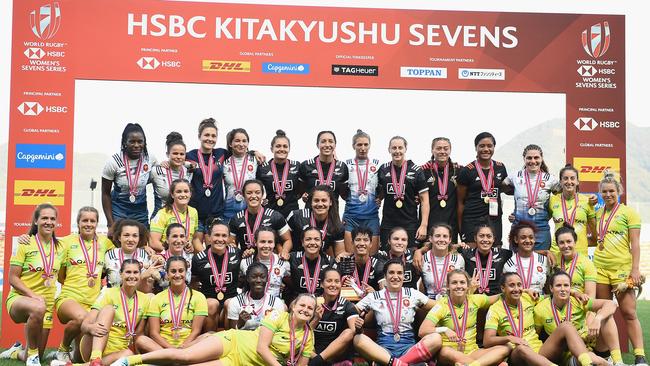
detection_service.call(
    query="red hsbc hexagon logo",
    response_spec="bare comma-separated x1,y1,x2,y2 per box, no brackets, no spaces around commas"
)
18,102,44,116
137,57,160,70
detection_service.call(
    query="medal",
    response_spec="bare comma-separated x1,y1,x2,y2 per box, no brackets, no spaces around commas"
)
246,291,267,317
35,234,55,288
118,248,139,265
524,170,543,217
244,208,265,249
288,316,310,366
561,253,579,280
433,161,450,208
197,152,214,195
551,297,572,326
390,162,408,208
502,299,523,339
165,166,185,191
309,214,328,242
384,289,403,344
475,250,493,294
172,204,192,239
515,254,535,290
235,193,244,202
315,157,336,188
448,297,468,353
271,159,290,206
207,248,229,300
352,257,372,290
302,255,322,294
597,202,620,251
123,154,143,204
476,160,495,205
169,287,188,341
561,193,579,226
78,235,99,290
355,158,370,204
120,289,139,341
430,252,450,296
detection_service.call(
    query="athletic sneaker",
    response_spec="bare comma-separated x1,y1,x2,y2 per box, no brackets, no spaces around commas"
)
54,350,72,363
49,360,71,366
25,354,41,366
0,341,22,359
635,356,649,366
110,357,129,366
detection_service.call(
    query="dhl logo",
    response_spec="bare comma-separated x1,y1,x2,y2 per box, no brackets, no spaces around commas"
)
202,60,251,72
572,157,620,182
14,180,65,205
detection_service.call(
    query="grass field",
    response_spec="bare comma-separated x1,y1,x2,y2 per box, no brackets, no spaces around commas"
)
1,301,650,366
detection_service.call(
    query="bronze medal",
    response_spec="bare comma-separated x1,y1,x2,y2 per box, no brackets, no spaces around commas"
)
88,278,96,288
173,329,180,340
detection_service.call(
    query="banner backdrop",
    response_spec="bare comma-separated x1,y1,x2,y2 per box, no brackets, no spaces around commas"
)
4,0,624,345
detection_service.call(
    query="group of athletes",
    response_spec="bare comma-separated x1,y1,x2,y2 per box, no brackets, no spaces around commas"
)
2,118,646,366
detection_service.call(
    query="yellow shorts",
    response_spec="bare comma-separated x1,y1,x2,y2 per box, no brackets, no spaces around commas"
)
55,296,92,316
5,293,54,329
596,264,631,286
214,329,239,366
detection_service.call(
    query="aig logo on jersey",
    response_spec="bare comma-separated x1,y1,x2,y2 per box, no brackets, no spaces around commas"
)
572,157,620,182
386,183,406,195
14,180,65,205
315,321,337,333
272,180,293,192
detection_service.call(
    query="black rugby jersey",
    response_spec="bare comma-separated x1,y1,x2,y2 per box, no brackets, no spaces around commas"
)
256,159,301,217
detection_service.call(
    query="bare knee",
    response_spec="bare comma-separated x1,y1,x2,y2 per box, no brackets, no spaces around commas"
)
620,304,638,321
30,302,47,320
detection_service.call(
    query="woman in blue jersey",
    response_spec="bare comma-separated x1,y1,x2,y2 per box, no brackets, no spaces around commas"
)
102,123,155,232
342,129,381,254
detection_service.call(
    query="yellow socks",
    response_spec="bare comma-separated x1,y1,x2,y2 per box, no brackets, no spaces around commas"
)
90,350,102,360
468,362,481,366
634,348,646,357
126,355,143,366
57,343,70,353
610,349,623,363
578,353,592,366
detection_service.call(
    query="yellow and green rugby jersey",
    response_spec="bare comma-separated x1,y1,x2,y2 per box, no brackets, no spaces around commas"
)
593,204,641,269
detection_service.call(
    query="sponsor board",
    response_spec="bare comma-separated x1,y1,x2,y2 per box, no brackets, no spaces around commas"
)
572,157,620,182
15,144,66,169
202,60,251,72
400,66,447,79
262,62,309,74
458,68,505,80
331,64,378,76
14,180,65,205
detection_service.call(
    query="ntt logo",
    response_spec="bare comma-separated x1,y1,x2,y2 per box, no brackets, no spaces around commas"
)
262,62,310,74
400,67,447,79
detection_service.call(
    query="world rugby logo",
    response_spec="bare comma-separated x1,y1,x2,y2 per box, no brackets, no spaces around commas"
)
30,2,61,40
581,21,610,59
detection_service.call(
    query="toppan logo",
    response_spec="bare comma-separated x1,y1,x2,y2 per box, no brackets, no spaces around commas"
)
137,57,160,70
30,2,61,40
581,21,610,59
18,102,44,116
24,47,46,60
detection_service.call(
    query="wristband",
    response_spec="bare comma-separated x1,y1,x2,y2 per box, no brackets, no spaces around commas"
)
435,326,449,334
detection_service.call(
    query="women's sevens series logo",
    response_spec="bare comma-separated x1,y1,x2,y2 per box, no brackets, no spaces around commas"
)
581,21,610,59
30,2,62,40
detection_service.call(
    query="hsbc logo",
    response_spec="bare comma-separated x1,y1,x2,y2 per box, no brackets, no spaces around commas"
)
573,117,620,131
18,102,44,116
582,21,611,59
573,117,598,131
137,57,160,70
30,2,61,40
577,65,596,77
24,47,45,60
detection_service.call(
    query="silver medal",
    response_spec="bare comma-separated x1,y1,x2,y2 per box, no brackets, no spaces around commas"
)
235,193,243,202
528,207,537,216
359,194,367,203
205,189,211,197
393,333,400,342
129,194,136,203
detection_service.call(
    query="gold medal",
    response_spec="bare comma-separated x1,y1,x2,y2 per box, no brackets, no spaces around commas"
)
440,199,447,208
395,200,403,209
88,277,96,288
173,329,180,340
277,198,284,207
484,196,490,204
217,291,225,301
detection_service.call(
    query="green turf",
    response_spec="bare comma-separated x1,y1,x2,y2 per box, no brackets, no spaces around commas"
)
2,301,650,365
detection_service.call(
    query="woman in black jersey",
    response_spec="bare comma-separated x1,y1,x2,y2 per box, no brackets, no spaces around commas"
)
309,268,362,366
256,130,302,218
421,137,460,243
288,185,345,256
457,132,509,246
376,136,429,249
299,130,349,202
460,221,512,295
286,227,336,302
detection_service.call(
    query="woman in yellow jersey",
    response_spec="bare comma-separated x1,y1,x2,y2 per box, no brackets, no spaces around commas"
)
419,270,510,366
554,226,596,300
534,271,622,366
136,256,207,351
594,171,647,366
110,293,316,366
484,272,596,366
548,165,596,257
4,204,64,366
63,259,150,366
52,207,115,363
150,179,200,253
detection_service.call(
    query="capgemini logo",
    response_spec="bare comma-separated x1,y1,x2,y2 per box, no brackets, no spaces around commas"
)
581,21,610,59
